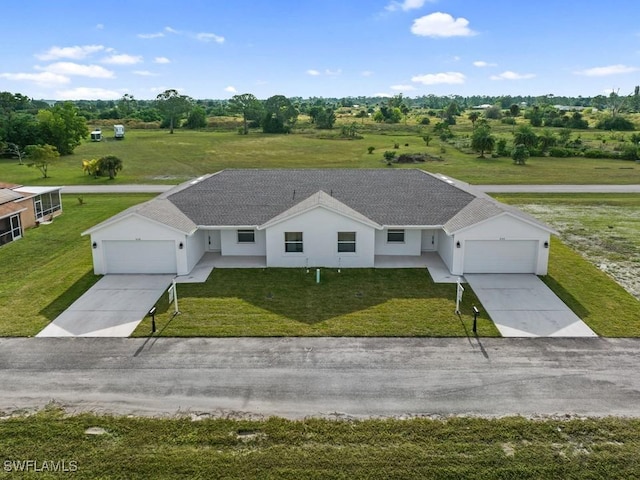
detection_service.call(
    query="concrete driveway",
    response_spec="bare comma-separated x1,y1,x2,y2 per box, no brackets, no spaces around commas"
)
37,275,173,337
465,274,597,337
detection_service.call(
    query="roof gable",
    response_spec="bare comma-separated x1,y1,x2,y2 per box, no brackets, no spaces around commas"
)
259,190,381,230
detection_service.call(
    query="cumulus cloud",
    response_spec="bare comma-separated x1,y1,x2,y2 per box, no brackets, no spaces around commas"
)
574,64,639,77
386,0,434,12
390,84,416,91
36,44,105,61
373,92,393,98
55,87,122,100
102,54,143,65
154,57,171,64
490,71,535,80
411,12,475,38
224,86,237,93
196,32,225,43
473,60,496,68
411,71,465,85
133,70,157,76
36,62,115,78
0,71,70,87
306,69,321,76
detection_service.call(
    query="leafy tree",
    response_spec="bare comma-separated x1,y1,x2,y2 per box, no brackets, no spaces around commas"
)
512,144,529,165
117,94,136,118
422,134,432,146
97,155,123,179
263,95,298,133
484,105,502,120
26,144,59,178
509,104,520,118
37,102,88,155
558,128,572,146
184,106,207,129
496,138,508,156
537,129,557,153
228,93,262,134
595,116,635,131
315,108,337,129
471,125,496,158
383,150,396,163
3,142,26,165
433,122,453,141
156,89,193,134
513,125,538,150
3,113,42,149
468,111,480,127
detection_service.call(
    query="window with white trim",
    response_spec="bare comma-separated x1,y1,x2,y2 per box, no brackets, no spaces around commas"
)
284,232,303,253
387,229,405,243
337,231,356,253
0,214,22,246
237,229,255,243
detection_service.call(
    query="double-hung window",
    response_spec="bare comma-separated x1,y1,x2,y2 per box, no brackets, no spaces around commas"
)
237,229,255,243
387,229,405,243
284,232,303,253
337,232,356,253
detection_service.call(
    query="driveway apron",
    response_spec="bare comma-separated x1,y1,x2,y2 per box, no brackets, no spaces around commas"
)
465,274,597,337
37,275,173,337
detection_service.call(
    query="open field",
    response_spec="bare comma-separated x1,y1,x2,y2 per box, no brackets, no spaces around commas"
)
498,194,640,302
2,122,640,187
131,268,498,338
2,408,640,479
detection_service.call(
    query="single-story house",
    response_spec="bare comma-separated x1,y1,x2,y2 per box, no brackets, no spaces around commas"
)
83,169,555,276
0,183,63,247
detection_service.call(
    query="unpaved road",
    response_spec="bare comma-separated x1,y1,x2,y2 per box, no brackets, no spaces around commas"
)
1,337,640,419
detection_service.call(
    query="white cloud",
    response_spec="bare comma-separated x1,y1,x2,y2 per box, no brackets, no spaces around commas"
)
36,44,105,61
390,84,416,91
224,86,237,93
37,62,115,78
473,60,496,67
165,26,180,34
55,87,122,100
373,92,393,98
411,12,475,38
196,32,225,43
361,70,374,77
574,64,639,77
154,57,171,64
138,32,165,39
133,70,158,76
0,71,70,87
411,71,465,85
102,54,143,65
490,71,535,80
306,69,321,76
325,69,342,76
386,0,434,12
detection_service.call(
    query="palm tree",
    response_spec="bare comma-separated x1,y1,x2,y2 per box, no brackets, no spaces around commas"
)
468,111,480,128
98,155,123,179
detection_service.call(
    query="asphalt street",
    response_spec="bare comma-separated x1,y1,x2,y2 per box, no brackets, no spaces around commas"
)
1,337,639,418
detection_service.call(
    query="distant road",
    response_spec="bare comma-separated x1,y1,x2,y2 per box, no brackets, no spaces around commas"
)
62,184,640,194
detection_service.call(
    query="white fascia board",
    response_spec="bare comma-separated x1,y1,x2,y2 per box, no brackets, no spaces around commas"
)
258,204,381,231
448,211,556,236
82,212,195,237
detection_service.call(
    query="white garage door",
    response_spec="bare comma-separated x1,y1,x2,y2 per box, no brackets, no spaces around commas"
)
463,240,538,274
103,240,177,274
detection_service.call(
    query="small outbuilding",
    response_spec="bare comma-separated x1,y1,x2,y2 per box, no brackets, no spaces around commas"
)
113,125,125,140
90,129,102,142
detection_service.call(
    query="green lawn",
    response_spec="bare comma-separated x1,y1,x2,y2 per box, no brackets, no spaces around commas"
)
2,408,640,479
0,194,153,336
2,126,639,187
132,268,498,337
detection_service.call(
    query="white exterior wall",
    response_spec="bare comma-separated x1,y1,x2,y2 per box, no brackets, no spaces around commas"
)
374,228,422,255
265,207,375,267
437,229,455,273
220,229,266,256
185,229,206,273
89,215,186,275
450,214,551,275
206,230,221,251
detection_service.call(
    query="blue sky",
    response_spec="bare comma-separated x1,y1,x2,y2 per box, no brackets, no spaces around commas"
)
1,0,639,100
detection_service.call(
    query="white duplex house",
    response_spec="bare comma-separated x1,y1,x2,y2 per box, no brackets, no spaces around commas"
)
83,169,554,276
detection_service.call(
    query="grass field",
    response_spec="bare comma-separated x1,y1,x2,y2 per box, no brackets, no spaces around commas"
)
131,268,499,337
2,121,639,186
2,407,640,479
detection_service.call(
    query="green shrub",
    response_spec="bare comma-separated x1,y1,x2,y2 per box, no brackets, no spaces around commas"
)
548,147,573,158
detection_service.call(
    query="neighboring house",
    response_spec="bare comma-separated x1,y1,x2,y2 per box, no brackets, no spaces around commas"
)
83,169,555,276
0,183,63,247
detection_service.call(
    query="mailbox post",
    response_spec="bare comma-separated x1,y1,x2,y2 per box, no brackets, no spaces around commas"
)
472,306,479,333
149,306,157,334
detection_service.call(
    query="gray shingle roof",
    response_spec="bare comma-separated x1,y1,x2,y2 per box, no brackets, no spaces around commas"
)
168,169,476,226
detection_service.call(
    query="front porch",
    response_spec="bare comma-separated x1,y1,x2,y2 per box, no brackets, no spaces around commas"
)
374,252,459,283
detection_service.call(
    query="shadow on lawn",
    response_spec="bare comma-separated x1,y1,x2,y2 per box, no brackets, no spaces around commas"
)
178,268,478,324
39,270,101,321
540,274,590,319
